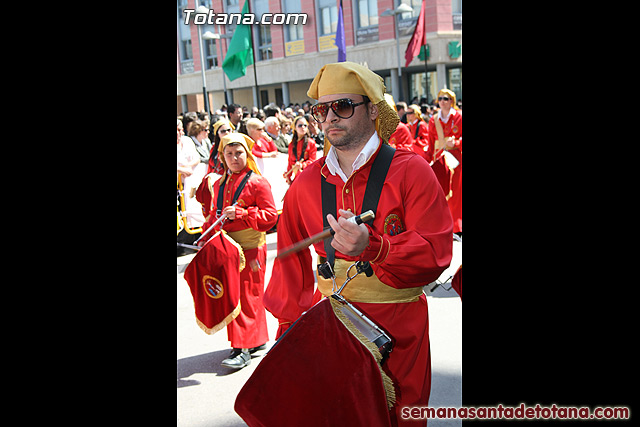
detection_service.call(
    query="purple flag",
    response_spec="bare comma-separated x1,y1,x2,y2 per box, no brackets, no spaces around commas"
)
335,0,346,62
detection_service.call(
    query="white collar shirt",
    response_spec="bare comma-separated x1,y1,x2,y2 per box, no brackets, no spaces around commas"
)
437,108,457,124
325,132,380,183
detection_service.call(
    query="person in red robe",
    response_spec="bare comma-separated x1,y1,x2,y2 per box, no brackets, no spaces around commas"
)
285,115,318,184
246,118,278,158
426,89,462,233
384,93,414,152
405,104,430,161
262,62,453,426
195,132,278,369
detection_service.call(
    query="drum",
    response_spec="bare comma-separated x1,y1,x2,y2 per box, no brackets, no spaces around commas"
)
183,230,246,334
235,298,394,427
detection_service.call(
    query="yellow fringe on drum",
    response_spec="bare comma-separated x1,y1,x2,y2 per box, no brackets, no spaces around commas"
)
195,302,242,335
329,297,396,409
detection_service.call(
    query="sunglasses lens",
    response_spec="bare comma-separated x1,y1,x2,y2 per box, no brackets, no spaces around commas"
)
312,103,329,122
312,99,356,122
332,99,353,119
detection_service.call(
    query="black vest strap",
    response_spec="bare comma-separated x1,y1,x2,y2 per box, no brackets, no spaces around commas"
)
321,144,395,268
216,170,253,216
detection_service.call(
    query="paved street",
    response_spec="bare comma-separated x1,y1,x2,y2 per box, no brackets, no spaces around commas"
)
177,231,462,426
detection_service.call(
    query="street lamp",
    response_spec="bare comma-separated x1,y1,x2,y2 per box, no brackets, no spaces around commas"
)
381,2,414,102
202,30,232,107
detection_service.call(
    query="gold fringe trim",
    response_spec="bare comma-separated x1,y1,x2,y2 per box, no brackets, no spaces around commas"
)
374,100,400,144
329,298,396,409
219,230,246,273
195,302,242,335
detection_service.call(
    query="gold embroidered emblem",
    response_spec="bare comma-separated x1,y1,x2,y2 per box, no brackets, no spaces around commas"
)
203,275,224,299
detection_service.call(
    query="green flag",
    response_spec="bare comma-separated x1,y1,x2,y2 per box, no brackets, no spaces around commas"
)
417,44,430,61
222,0,254,81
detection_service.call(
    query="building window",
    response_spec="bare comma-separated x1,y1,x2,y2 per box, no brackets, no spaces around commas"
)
224,0,241,34
452,0,462,29
204,39,218,68
448,67,462,101
399,0,421,20
357,0,378,28
257,24,273,60
284,0,304,41
254,0,272,61
197,0,218,70
178,0,193,74
318,0,338,36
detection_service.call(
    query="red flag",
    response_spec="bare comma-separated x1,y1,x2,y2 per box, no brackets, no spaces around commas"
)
235,298,393,427
184,231,245,334
404,0,426,67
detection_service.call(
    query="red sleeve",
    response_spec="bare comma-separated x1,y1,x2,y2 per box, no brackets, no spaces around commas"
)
358,154,453,287
389,122,413,152
251,139,266,158
195,174,215,220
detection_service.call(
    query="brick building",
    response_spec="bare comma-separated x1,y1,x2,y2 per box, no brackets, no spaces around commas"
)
177,0,461,114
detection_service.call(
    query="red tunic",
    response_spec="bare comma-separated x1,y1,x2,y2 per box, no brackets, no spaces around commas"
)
263,141,453,426
251,136,278,158
426,110,462,232
388,122,414,152
286,135,317,177
196,167,278,348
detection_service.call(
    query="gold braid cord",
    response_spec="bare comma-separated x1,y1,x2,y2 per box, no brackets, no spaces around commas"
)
374,100,400,144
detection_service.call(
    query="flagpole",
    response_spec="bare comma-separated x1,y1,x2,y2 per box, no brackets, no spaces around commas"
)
246,0,260,109
424,47,429,103
423,2,429,103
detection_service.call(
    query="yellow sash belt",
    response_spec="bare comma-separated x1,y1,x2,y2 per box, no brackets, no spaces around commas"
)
316,258,423,303
227,228,266,250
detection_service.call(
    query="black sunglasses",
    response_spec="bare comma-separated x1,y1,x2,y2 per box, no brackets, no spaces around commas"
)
310,98,366,123
438,96,451,101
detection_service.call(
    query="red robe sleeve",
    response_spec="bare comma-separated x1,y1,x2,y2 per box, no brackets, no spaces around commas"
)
195,174,214,220
251,137,277,158
388,122,413,152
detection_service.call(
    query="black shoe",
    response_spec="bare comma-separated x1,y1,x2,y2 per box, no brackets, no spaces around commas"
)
248,344,267,354
221,348,251,369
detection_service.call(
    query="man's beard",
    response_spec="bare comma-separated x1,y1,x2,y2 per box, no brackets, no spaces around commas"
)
324,125,368,151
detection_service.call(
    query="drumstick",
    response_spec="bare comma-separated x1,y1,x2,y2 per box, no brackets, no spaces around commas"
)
193,201,238,245
276,210,375,259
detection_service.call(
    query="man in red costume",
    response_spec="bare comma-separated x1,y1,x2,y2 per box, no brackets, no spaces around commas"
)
426,89,462,233
263,62,453,426
196,132,278,369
